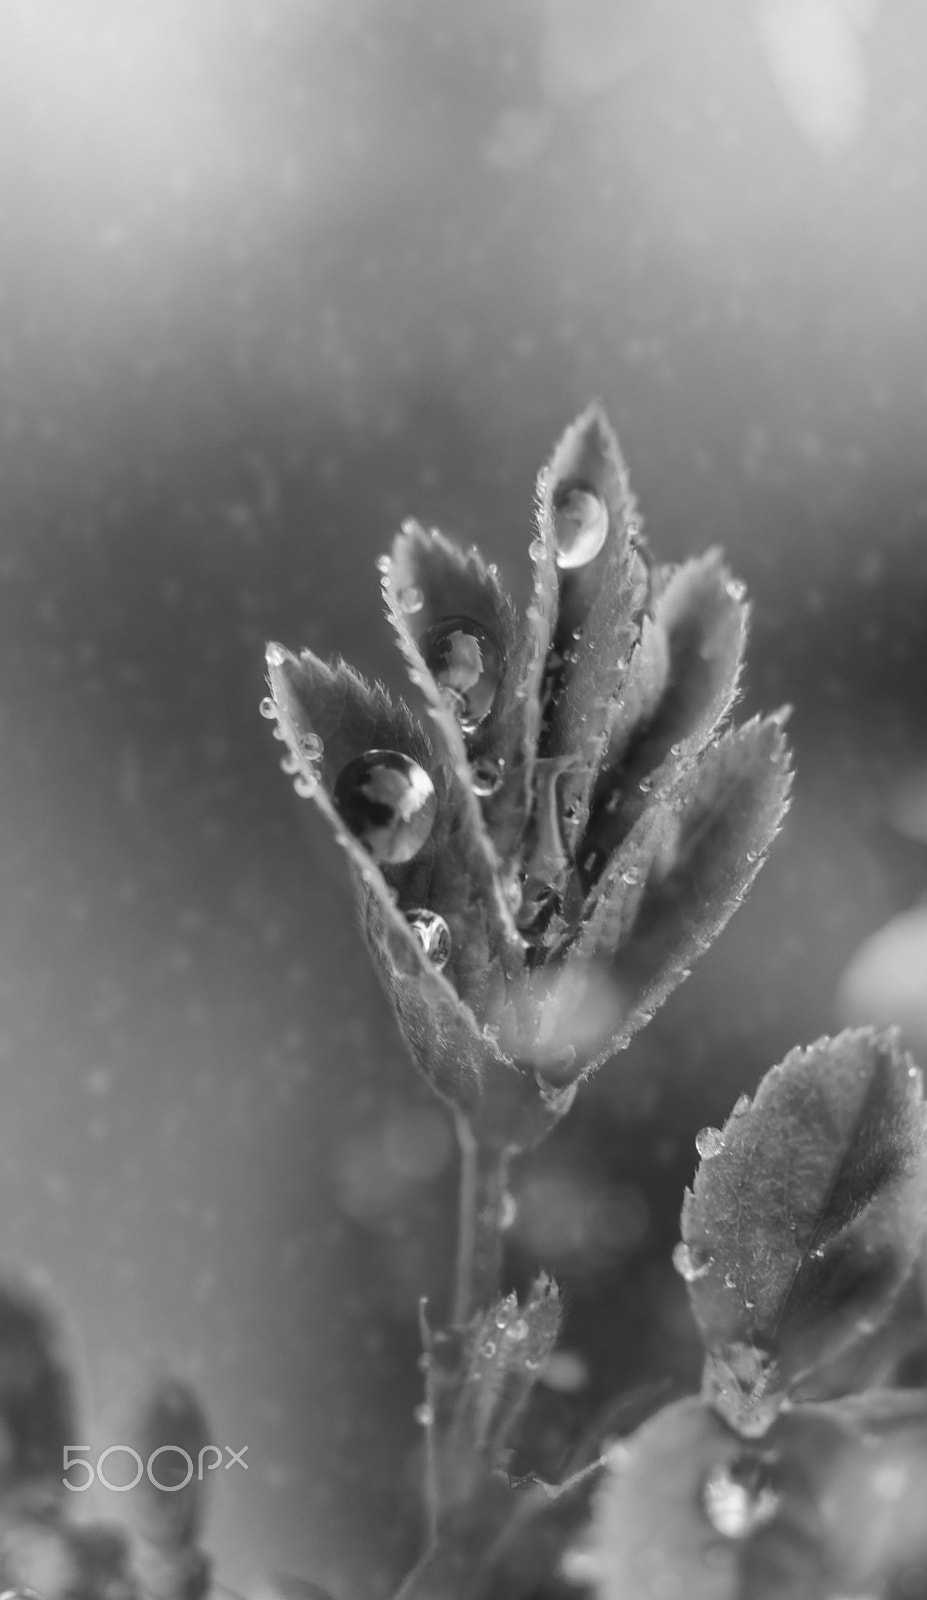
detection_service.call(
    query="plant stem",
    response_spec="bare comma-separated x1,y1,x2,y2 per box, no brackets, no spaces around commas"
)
452,1113,511,1326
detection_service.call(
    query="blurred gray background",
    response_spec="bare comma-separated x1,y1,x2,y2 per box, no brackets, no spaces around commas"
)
2,1,927,1595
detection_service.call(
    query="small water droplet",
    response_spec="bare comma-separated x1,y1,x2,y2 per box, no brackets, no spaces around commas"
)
695,1127,725,1160
299,732,324,761
293,771,319,799
404,908,452,971
482,1340,497,1359
399,586,424,614
620,868,640,886
375,554,391,574
420,617,503,734
725,577,748,603
703,1459,780,1539
670,742,683,757
724,1272,736,1289
280,750,301,775
471,756,504,797
413,1402,434,1427
500,1191,517,1229
638,777,654,794
746,849,759,863
553,486,609,569
672,1242,711,1282
333,751,437,863
265,642,288,668
259,695,277,719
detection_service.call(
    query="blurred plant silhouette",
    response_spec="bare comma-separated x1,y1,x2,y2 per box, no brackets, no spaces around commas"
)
259,406,927,1598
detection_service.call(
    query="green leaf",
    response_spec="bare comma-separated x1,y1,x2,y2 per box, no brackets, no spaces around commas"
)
381,519,529,869
585,550,750,869
681,1029,927,1415
265,645,523,1029
578,1394,927,1600
536,403,649,861
555,715,792,1077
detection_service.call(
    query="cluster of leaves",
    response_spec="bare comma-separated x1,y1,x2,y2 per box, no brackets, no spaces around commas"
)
0,1281,211,1600
262,404,927,1600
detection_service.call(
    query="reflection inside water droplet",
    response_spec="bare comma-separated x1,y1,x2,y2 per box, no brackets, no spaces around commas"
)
404,908,452,970
672,1241,711,1282
334,750,437,863
695,1127,724,1160
553,485,609,569
471,756,504,797
703,1458,780,1539
421,617,503,733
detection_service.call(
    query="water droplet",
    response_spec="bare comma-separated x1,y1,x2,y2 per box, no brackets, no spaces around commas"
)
299,732,324,761
746,849,759,863
399,586,424,614
695,1127,725,1160
333,751,437,863
482,1340,497,1358
620,868,640,886
413,1402,434,1427
280,750,301,775
724,1272,736,1289
703,1459,780,1539
638,777,654,794
471,756,504,797
259,695,277,719
404,908,452,971
421,617,503,734
500,1191,517,1229
553,486,609,569
508,1318,528,1342
265,642,288,668
376,554,391,574
669,742,683,757
293,771,319,799
725,577,747,603
672,1242,711,1282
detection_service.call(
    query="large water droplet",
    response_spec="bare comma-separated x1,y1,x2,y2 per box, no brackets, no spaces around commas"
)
703,1458,780,1539
258,695,277,719
420,617,503,734
672,1242,711,1282
553,485,609,569
471,756,504,797
404,908,451,970
334,751,437,863
695,1127,725,1160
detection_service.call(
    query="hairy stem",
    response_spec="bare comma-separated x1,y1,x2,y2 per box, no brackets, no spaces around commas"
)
452,1113,511,1326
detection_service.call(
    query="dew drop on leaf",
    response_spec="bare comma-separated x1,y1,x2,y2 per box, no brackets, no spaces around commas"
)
672,1242,711,1282
471,756,504,797
553,485,609,569
702,1459,780,1539
333,751,437,863
299,732,324,761
421,617,503,733
404,908,452,971
695,1127,725,1160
